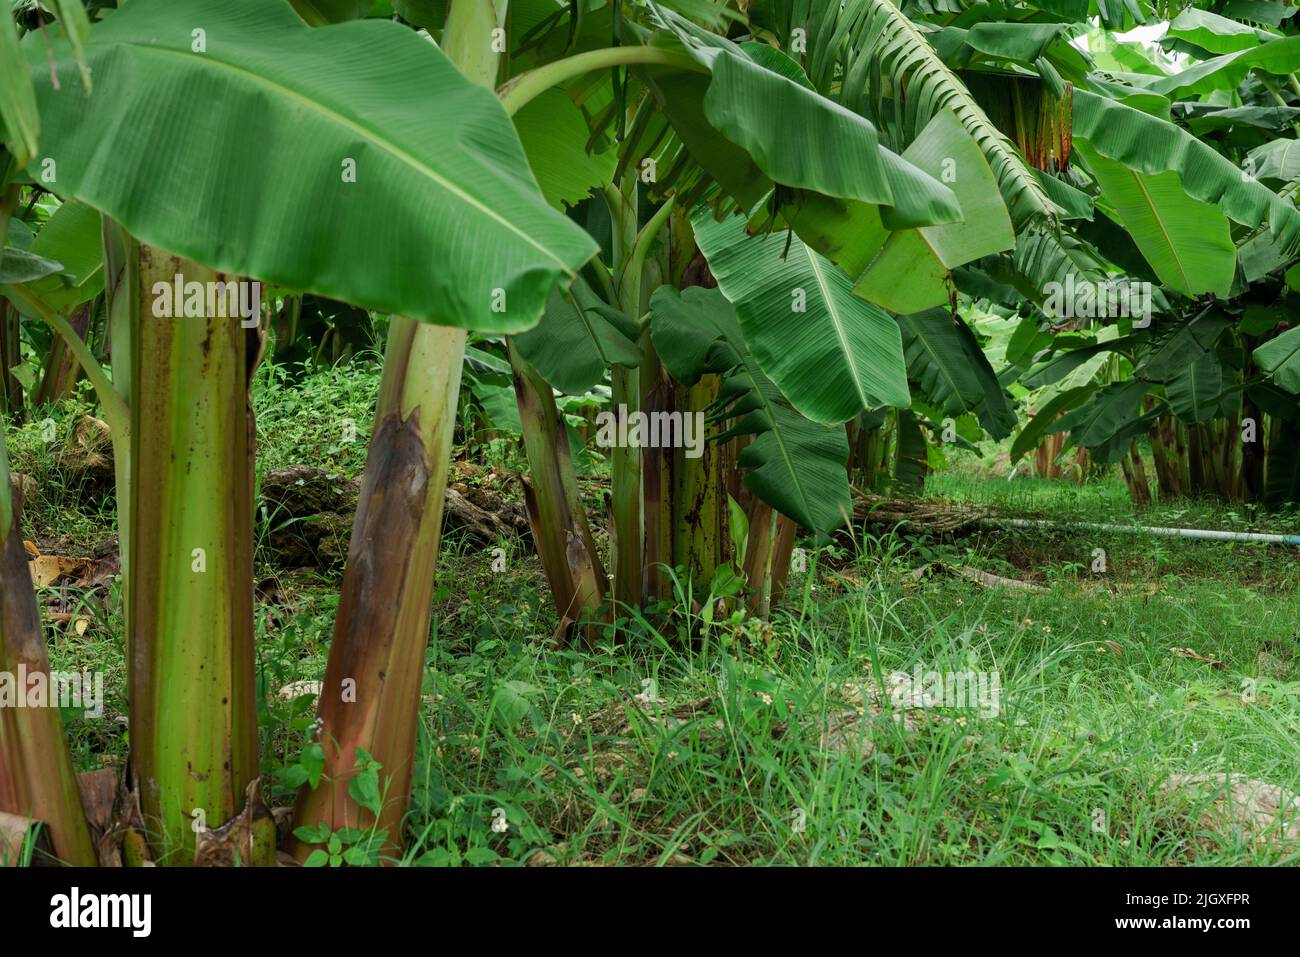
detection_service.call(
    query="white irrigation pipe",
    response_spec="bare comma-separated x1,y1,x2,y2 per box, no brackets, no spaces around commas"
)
981,517,1300,546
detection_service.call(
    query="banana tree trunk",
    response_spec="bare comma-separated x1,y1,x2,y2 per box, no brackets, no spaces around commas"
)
0,299,23,415
127,245,264,865
33,300,93,407
741,499,774,617
606,179,643,613
1119,440,1151,507
768,515,798,605
293,0,506,859
671,375,723,595
0,433,97,866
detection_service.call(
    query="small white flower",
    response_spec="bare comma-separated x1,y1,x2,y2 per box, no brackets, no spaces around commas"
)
490,808,509,833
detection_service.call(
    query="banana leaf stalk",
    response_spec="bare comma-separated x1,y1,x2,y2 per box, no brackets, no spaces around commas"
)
606,175,643,612
508,339,606,642
127,245,264,864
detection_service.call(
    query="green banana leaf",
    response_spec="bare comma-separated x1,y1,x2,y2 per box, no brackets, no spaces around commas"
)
512,278,640,395
1077,148,1236,297
1073,89,1300,255
852,110,1015,314
27,0,597,332
896,308,1018,439
694,208,910,425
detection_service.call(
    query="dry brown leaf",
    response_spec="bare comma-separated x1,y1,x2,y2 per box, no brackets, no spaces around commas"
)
1170,647,1226,670
30,554,91,587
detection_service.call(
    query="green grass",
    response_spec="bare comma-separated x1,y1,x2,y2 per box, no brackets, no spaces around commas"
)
17,367,1300,866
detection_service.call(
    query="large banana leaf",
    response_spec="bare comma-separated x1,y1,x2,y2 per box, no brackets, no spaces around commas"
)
23,199,103,311
1246,138,1300,185
1021,336,1135,389
1135,306,1231,382
642,35,960,228
896,309,1017,439
26,0,597,332
648,284,851,535
1079,149,1236,297
892,409,928,495
1143,35,1300,98
1072,89,1300,254
1165,9,1278,55
514,89,616,211
1010,385,1094,463
0,247,64,284
1047,378,1151,447
852,110,1014,314
834,0,1062,226
694,208,910,425
1166,350,1226,423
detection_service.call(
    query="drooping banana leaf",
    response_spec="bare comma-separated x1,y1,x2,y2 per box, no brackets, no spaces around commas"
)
1245,138,1300,185
1010,385,1094,463
694,208,910,425
1,6,39,167
0,247,64,285
640,28,961,230
22,198,103,311
892,409,928,495
1142,35,1300,98
514,88,617,211
1078,148,1236,297
1253,325,1300,393
27,0,597,332
511,277,640,395
1165,8,1279,55
828,0,1063,226
1072,89,1300,255
1021,336,1137,390
1135,305,1231,382
1165,350,1227,423
896,309,1018,439
1046,378,1151,447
